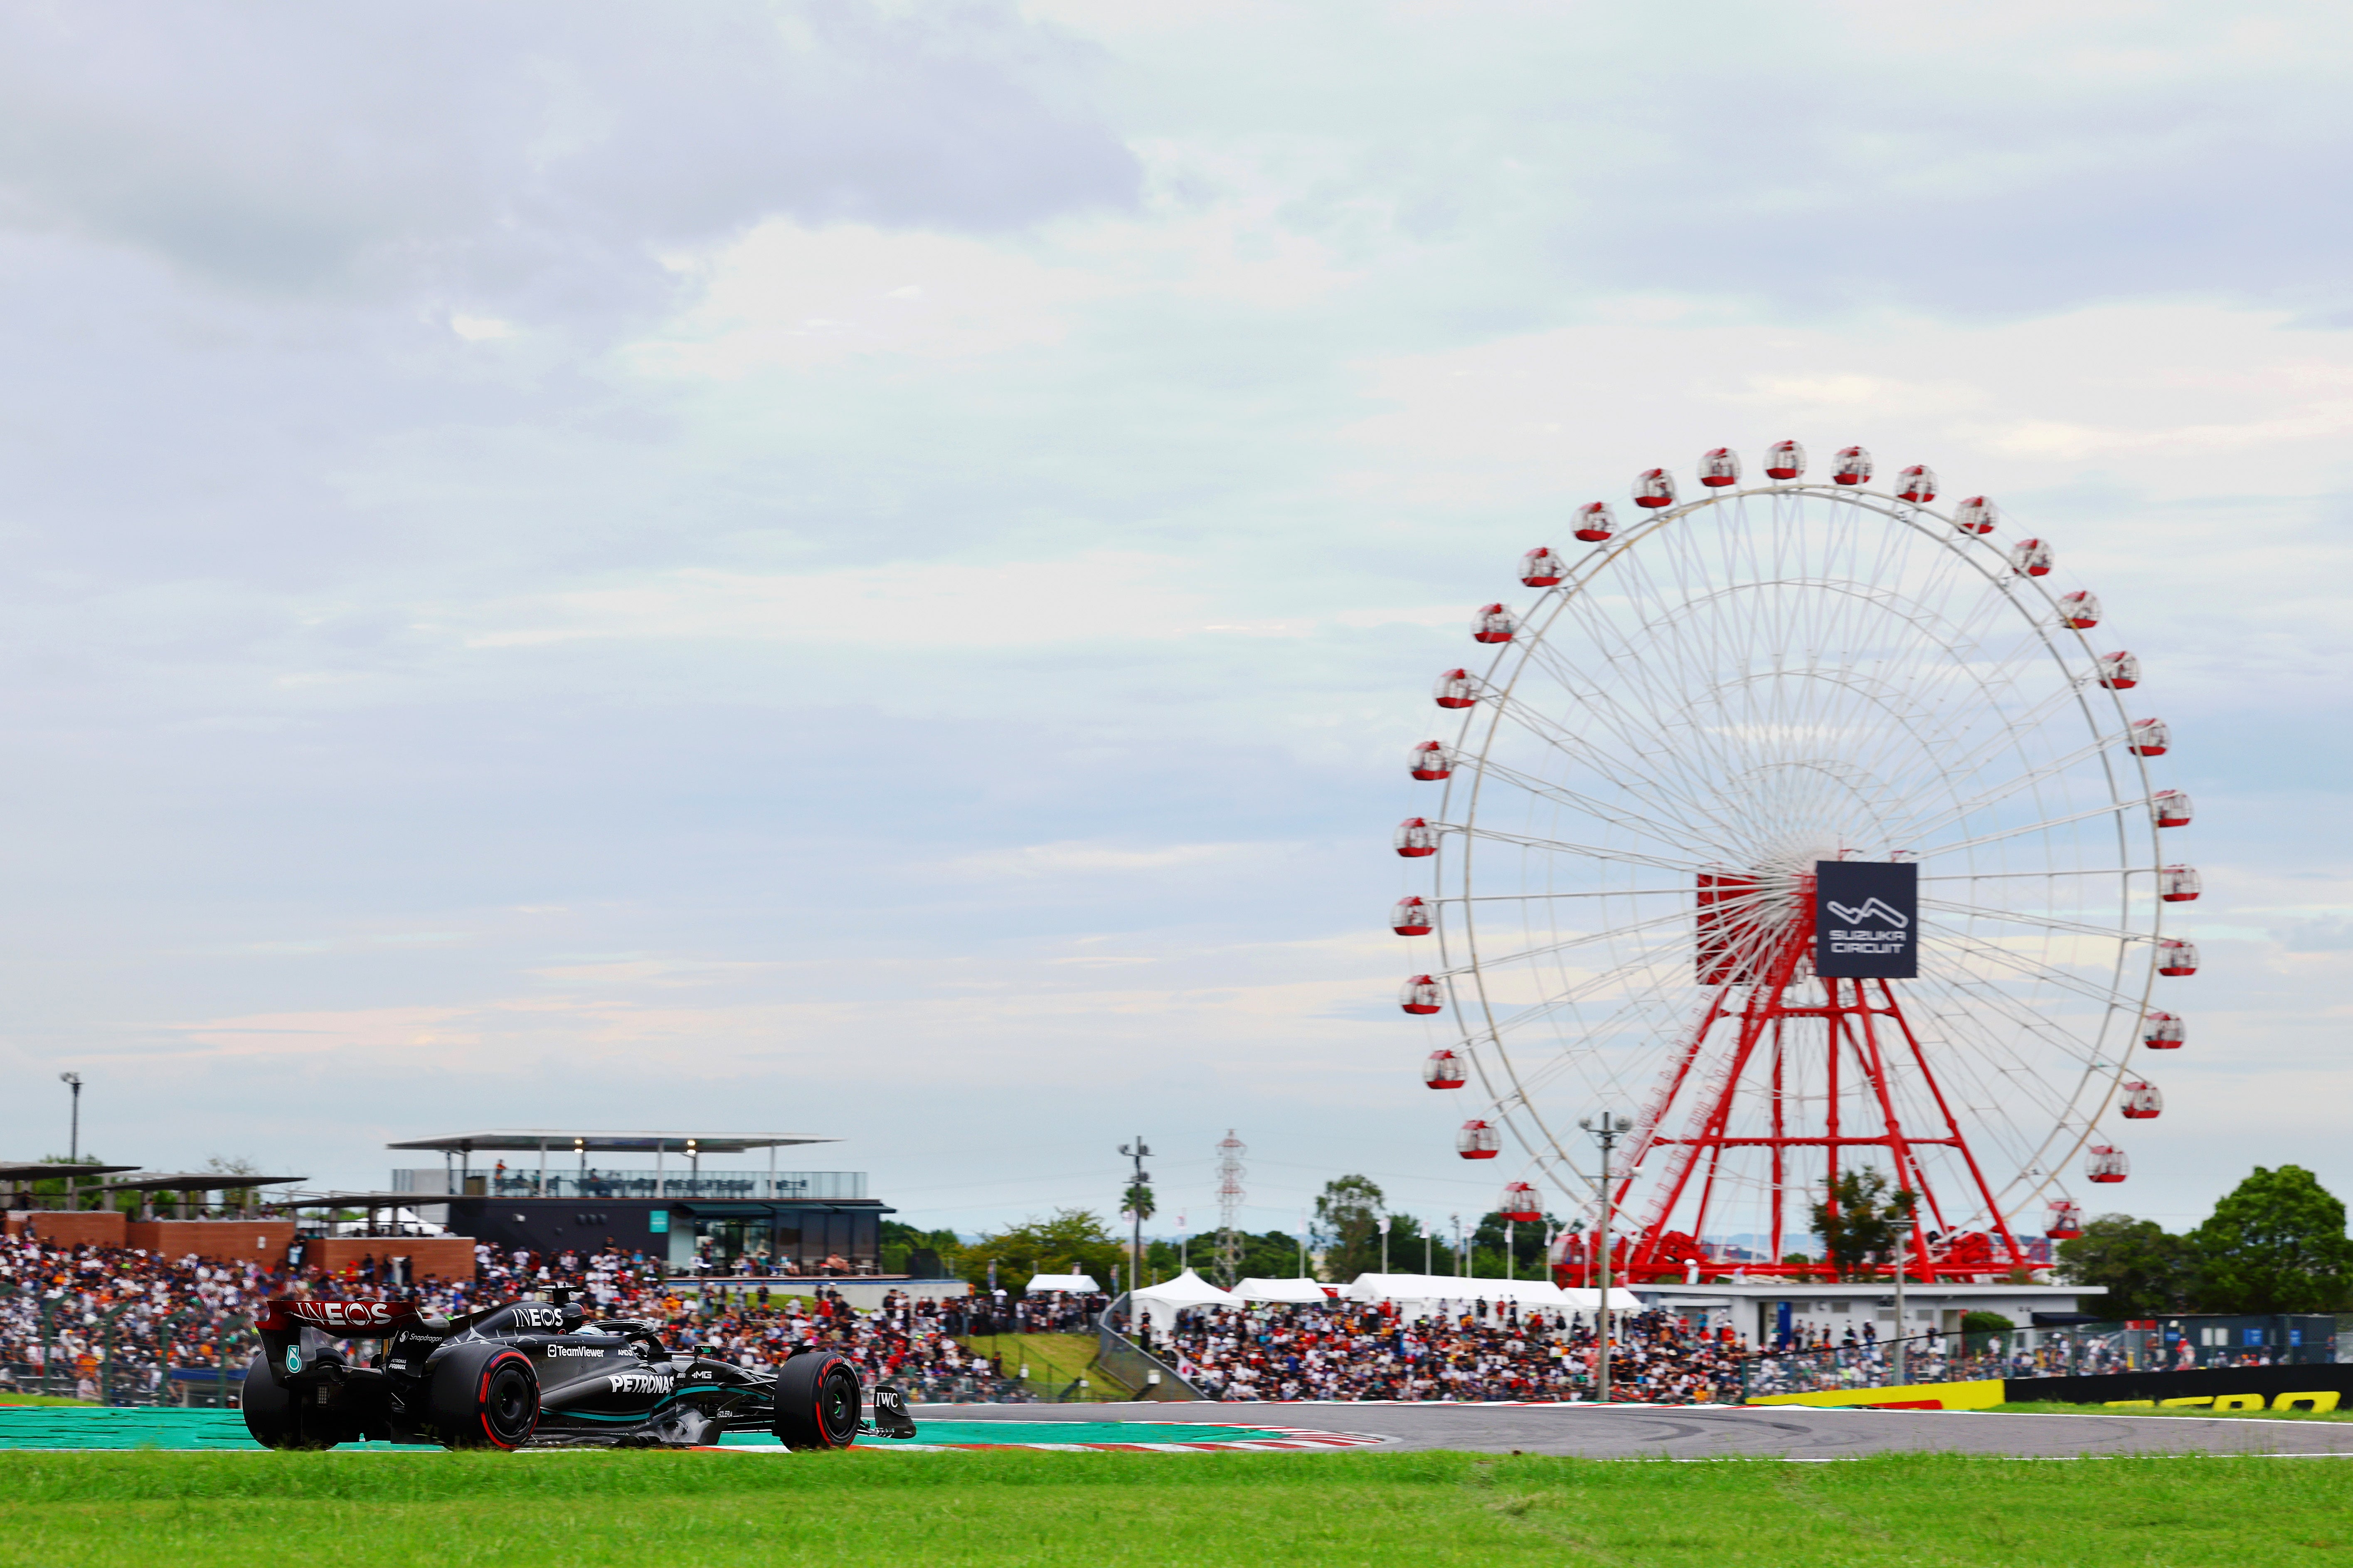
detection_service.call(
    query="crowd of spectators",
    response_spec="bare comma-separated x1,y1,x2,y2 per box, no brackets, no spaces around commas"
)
0,1233,1042,1405
21,1230,2303,1411
1136,1299,1747,1403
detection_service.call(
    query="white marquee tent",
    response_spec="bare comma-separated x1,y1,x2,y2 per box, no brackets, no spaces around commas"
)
1025,1273,1099,1293
1233,1276,1335,1304
1343,1274,1642,1315
1130,1268,1242,1330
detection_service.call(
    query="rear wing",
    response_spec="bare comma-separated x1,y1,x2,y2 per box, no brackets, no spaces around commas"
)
256,1298,437,1336
254,1298,450,1386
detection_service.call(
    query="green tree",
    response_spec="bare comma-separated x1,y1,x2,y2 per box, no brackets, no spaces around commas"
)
1469,1211,1558,1279
2053,1214,2194,1318
1809,1168,1916,1279
1313,1175,1385,1281
879,1221,963,1278
1232,1228,1313,1282
963,1209,1125,1295
1121,1180,1156,1222
2189,1165,2353,1312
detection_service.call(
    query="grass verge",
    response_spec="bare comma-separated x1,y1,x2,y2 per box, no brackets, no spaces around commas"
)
1,1449,2350,1567
960,1332,1133,1401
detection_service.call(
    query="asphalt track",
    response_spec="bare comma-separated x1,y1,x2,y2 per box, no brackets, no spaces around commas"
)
914,1400,2353,1460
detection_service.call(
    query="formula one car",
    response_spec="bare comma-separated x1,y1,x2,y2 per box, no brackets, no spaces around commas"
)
241,1292,920,1451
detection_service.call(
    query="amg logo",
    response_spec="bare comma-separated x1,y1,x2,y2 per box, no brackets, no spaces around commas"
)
608,1373,673,1396
545,1346,606,1358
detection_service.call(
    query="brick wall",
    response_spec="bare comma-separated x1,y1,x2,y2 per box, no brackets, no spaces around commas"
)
302,1236,477,1283
7,1210,128,1248
124,1219,296,1268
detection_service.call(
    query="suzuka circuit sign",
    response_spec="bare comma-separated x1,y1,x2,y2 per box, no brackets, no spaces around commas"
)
1814,861,1917,978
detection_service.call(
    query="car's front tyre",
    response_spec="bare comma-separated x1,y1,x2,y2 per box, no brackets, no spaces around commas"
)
773,1351,862,1449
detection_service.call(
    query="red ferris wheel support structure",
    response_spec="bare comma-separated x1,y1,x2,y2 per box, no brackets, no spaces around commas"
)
1607,875,2030,1282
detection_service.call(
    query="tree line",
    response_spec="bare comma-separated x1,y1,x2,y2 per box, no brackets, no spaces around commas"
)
884,1163,2353,1314
2056,1164,2353,1316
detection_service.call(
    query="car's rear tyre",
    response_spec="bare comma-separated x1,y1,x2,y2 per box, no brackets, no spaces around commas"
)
774,1351,862,1449
240,1352,340,1449
429,1343,541,1450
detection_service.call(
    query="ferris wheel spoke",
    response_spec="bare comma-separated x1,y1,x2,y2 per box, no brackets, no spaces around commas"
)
1919,897,2151,945
1443,888,1692,904
1481,679,1743,842
1896,729,2137,846
1463,947,1703,1046
1918,867,2146,881
1910,797,2147,861
1923,922,2151,1014
1905,967,2121,1080
1506,635,1752,843
1530,572,1763,805
1455,824,1717,878
1463,754,1733,857
1453,901,1700,976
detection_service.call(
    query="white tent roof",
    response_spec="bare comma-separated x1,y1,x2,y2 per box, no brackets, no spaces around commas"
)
1557,1286,1646,1311
1134,1269,1240,1308
1131,1268,1242,1330
1345,1273,1620,1310
1025,1273,1099,1293
1233,1276,1333,1303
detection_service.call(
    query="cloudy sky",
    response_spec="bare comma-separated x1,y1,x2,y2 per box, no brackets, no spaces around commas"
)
2,0,2348,1243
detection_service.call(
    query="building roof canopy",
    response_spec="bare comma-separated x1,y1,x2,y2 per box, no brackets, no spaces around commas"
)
98,1173,307,1193
386,1131,836,1155
0,1162,140,1182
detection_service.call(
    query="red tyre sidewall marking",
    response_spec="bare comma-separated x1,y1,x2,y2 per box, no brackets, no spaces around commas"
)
478,1351,535,1450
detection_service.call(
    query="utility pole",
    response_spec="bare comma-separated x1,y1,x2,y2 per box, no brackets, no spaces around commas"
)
1893,1198,1920,1385
1451,1213,1463,1277
1379,1214,1390,1276
58,1073,82,1211
1118,1137,1152,1298
1580,1112,1631,1404
1295,1213,1308,1278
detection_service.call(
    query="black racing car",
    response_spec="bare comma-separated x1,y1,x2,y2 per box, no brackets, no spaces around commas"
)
241,1292,918,1450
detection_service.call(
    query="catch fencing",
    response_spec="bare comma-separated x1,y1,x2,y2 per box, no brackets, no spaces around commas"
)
1743,1314,2339,1401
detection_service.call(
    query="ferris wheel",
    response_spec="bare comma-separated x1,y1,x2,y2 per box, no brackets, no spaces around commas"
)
1392,441,2194,1280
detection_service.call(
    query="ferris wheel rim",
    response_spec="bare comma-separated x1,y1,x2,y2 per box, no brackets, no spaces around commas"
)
1406,474,2173,1254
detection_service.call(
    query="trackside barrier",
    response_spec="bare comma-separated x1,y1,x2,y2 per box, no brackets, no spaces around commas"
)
1749,1363,2353,1413
1098,1294,1209,1400
1743,1314,2337,1401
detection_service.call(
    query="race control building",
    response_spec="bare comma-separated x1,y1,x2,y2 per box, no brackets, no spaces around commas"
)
388,1130,894,1274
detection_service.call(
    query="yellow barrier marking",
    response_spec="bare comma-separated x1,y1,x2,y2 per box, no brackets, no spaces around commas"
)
2160,1396,2214,1408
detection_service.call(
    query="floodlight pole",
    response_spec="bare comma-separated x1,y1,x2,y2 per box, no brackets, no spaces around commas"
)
1119,1137,1151,1299
1581,1112,1632,1404
58,1073,81,1210
1379,1213,1390,1277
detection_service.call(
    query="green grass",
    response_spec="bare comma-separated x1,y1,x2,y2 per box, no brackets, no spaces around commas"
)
2,1449,2351,1566
960,1332,1134,1401
1991,1399,2353,1422
0,1396,94,1408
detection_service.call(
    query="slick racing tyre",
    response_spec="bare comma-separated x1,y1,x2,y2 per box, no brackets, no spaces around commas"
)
429,1342,542,1450
774,1351,862,1449
240,1352,340,1450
